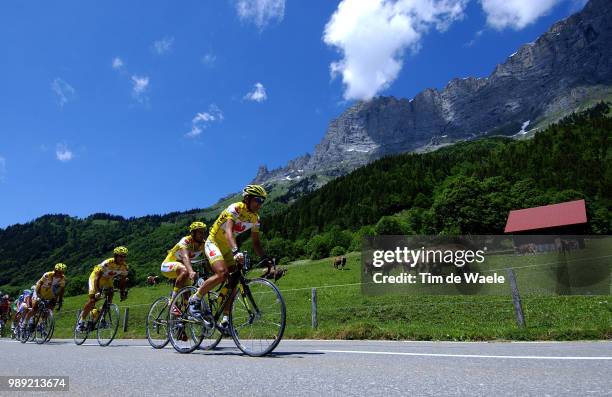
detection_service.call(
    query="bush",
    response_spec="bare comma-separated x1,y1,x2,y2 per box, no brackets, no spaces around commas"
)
330,246,346,256
64,275,88,297
307,235,330,260
375,216,408,235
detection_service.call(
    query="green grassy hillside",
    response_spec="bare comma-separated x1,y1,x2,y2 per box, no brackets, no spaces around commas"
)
33,252,611,341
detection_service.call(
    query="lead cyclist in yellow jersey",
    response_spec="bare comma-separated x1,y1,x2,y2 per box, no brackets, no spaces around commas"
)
188,184,272,324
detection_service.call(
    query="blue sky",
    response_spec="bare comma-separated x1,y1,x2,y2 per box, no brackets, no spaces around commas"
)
0,0,587,228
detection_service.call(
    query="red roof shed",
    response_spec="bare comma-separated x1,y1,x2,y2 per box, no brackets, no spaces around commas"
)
504,199,587,233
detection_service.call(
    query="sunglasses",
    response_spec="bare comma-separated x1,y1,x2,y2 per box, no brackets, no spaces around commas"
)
253,197,265,204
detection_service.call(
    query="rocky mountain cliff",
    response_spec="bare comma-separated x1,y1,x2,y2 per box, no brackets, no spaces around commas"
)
253,0,612,185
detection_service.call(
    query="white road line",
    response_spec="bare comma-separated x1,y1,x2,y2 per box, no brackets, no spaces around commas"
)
316,349,612,360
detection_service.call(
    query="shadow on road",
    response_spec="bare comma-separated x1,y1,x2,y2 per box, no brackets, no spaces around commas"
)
191,346,325,359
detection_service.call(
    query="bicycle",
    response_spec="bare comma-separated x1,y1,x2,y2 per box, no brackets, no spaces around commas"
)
73,288,121,346
146,259,221,350
168,253,286,357
19,307,36,344
25,299,56,344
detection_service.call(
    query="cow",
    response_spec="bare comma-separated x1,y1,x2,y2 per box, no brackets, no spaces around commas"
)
333,256,347,270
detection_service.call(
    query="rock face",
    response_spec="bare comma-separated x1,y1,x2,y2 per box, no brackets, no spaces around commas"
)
254,0,612,184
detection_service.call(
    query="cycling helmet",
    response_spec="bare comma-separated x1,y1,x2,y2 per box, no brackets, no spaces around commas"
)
55,263,67,272
113,246,128,256
242,184,267,199
189,221,206,232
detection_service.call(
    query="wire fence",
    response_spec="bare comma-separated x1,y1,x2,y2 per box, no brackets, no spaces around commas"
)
3,256,610,340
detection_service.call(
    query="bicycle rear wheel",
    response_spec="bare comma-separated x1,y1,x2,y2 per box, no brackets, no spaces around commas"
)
230,278,286,357
97,303,120,346
73,310,89,345
167,287,206,354
146,296,170,349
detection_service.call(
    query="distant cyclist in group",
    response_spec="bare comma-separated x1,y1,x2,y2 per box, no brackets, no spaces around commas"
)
188,184,272,330
15,288,33,332
77,246,130,331
161,222,207,308
32,263,66,315
0,294,10,335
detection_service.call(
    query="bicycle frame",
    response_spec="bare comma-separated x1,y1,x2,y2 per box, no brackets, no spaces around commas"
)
208,254,268,329
88,289,113,331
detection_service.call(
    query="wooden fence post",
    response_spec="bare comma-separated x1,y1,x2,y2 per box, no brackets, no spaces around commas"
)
507,269,526,328
311,288,318,329
123,307,129,332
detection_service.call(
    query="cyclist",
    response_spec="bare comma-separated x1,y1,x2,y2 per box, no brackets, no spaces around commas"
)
161,222,207,305
188,184,272,330
32,263,66,315
15,289,32,332
76,246,129,331
0,294,10,335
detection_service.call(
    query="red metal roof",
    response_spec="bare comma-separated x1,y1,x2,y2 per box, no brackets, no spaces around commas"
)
504,199,587,233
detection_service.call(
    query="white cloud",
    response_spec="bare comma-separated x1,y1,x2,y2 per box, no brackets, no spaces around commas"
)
324,0,468,101
131,75,150,103
244,82,268,102
51,78,76,108
112,57,125,70
0,156,6,182
234,0,285,30
151,36,174,55
479,0,562,30
201,53,217,66
464,29,484,47
185,104,224,138
56,144,73,162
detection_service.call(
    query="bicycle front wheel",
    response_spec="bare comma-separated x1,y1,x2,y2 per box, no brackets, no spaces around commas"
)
19,324,29,343
146,296,170,349
73,310,89,345
199,291,223,351
45,313,55,343
230,278,286,357
168,287,206,354
97,303,120,346
35,311,53,344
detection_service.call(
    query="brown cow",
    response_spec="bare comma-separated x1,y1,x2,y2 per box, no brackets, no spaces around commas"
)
333,256,347,270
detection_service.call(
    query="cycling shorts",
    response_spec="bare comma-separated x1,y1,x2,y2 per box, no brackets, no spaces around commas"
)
204,239,235,267
160,261,184,279
88,272,114,296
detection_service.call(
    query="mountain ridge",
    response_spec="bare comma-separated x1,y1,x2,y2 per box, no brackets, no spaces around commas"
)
254,0,612,184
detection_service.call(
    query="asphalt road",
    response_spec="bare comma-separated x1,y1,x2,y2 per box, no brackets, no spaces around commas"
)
1,338,611,396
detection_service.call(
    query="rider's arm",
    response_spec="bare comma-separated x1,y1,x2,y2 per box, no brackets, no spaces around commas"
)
224,219,239,252
94,272,102,294
119,275,127,291
35,279,43,296
177,249,195,275
251,231,265,258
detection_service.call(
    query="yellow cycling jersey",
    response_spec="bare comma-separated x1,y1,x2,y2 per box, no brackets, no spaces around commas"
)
164,235,205,263
92,258,129,280
36,271,65,293
208,202,260,249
